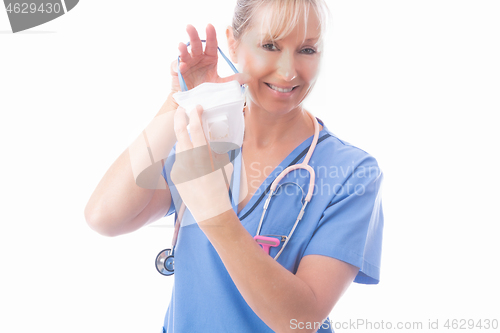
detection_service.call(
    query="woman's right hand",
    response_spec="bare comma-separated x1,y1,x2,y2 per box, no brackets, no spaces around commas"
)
169,24,248,95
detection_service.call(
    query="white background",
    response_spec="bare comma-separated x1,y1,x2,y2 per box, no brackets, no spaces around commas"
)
1,1,499,332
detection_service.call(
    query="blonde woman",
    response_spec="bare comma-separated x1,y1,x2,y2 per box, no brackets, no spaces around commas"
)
85,1,384,332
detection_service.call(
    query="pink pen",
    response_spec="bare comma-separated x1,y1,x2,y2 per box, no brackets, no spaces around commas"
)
254,235,280,255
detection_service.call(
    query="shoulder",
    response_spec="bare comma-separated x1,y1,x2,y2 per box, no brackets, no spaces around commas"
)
312,125,382,179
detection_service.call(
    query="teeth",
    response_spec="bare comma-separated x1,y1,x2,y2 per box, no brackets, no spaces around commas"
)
268,84,294,93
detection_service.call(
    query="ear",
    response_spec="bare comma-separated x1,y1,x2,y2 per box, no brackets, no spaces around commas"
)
226,26,238,64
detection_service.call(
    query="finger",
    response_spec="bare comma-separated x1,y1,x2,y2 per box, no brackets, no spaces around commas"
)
170,59,179,76
189,105,208,148
173,107,192,153
178,42,192,63
204,24,218,57
186,24,203,57
178,62,189,76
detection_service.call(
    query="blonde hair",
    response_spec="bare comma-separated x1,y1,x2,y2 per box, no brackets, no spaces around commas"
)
231,0,330,46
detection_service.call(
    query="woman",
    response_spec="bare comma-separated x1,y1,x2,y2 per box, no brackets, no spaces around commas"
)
85,0,384,332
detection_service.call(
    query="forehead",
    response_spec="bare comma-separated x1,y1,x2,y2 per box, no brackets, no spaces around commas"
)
247,2,322,43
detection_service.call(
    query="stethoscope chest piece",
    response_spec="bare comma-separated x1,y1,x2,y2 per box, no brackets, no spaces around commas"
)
155,248,175,276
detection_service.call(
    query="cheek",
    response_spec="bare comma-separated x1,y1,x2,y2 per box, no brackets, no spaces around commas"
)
298,58,321,83
240,51,273,79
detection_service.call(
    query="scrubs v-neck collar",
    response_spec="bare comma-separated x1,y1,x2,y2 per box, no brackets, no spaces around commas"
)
232,118,330,221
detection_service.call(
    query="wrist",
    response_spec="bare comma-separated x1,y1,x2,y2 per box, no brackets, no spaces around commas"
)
174,167,234,223
198,207,240,236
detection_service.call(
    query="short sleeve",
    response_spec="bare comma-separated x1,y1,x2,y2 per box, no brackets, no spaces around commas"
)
302,156,384,284
161,144,177,217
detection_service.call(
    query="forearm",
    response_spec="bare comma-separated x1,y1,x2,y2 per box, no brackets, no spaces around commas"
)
84,94,178,235
199,211,322,333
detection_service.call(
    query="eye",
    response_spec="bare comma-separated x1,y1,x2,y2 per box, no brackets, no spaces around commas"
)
300,48,317,55
262,43,279,51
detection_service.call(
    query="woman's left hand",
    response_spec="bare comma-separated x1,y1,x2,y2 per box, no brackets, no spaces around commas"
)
171,105,234,224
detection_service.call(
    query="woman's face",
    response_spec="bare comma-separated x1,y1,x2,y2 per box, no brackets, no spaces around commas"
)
230,7,322,116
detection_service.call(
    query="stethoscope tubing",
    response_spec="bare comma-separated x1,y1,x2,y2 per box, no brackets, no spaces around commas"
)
255,110,319,260
156,110,320,274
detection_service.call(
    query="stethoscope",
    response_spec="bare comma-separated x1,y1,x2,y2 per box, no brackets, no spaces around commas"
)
155,40,319,275
156,41,240,276
155,110,319,276
155,204,186,276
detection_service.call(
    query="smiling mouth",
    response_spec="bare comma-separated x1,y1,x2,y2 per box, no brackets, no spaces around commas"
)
265,83,297,93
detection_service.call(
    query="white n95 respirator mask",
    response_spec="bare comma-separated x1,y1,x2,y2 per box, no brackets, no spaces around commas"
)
173,41,245,155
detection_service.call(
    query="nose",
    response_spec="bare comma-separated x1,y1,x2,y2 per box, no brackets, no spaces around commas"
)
276,50,297,82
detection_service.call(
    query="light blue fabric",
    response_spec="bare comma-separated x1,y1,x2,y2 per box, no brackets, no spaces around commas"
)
160,119,384,332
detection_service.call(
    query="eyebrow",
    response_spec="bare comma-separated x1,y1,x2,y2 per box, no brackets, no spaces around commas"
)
257,32,322,46
304,37,320,42
259,35,321,42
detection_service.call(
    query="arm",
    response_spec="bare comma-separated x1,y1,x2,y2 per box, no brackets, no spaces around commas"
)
170,93,361,333
84,23,244,236
84,94,178,237
199,211,359,333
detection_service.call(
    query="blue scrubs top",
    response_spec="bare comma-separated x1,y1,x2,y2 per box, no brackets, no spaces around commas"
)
161,118,384,333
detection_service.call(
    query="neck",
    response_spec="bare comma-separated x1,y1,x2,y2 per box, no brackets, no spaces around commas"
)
243,102,315,150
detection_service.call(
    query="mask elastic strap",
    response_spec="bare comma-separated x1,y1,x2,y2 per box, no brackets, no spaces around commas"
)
177,40,239,92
